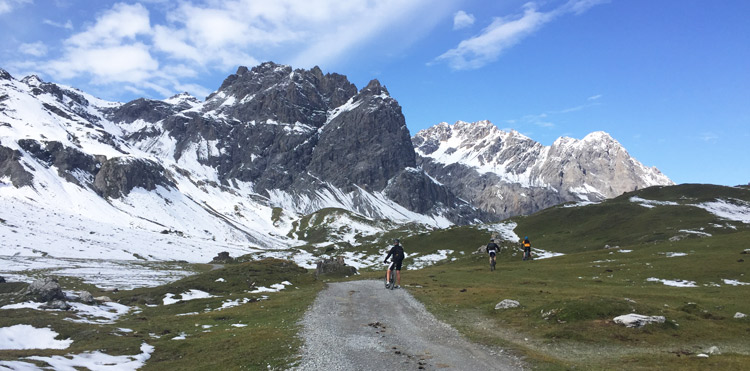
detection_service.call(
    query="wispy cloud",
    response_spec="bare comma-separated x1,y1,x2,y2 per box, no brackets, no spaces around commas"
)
433,0,608,70
19,42,48,57
699,132,719,143
453,10,475,30
0,0,31,15
43,19,73,30
18,0,456,99
588,94,602,101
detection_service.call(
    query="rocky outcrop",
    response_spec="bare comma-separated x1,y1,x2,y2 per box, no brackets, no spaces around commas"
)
93,157,175,198
413,120,673,218
24,277,66,302
17,139,100,186
0,144,34,187
309,80,416,192
108,98,178,125
315,256,357,277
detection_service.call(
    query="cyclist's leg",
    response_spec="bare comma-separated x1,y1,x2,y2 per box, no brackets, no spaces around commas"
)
395,260,402,286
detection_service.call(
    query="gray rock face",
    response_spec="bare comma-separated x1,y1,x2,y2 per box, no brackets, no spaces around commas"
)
309,80,416,192
93,157,175,198
17,139,100,187
25,277,66,302
108,98,178,125
0,144,34,187
413,120,673,218
112,62,480,223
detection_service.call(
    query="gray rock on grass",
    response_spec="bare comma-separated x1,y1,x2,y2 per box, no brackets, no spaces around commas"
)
495,299,520,310
79,290,95,304
613,314,665,328
24,277,66,302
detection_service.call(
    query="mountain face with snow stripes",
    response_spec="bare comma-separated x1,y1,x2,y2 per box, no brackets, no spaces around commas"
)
0,62,671,262
413,120,673,218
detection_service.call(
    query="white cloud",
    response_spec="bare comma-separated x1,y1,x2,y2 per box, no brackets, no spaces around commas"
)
43,19,73,29
453,10,475,30
17,0,456,100
65,3,151,48
0,0,31,15
433,0,607,70
588,94,602,101
48,44,158,83
19,41,48,57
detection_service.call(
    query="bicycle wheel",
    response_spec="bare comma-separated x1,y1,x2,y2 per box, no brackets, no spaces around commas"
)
389,269,395,290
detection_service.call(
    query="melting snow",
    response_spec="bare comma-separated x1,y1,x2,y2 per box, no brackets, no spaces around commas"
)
694,199,750,223
630,197,679,208
678,229,712,237
163,289,216,305
665,252,688,258
0,325,72,350
1,302,133,324
647,277,697,287
250,281,292,293
532,248,565,259
722,279,750,286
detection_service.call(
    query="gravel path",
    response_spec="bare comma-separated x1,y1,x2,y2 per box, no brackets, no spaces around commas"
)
293,280,525,370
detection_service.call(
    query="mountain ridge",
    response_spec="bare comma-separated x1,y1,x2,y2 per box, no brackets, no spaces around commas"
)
1,62,672,262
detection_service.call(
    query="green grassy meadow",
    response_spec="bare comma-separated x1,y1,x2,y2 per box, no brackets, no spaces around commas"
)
1,184,748,369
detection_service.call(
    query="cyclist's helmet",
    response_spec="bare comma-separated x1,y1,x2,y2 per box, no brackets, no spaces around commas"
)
394,238,400,244
490,239,494,242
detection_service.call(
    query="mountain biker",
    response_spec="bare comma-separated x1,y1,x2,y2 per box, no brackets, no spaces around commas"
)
522,236,532,260
384,239,405,288
486,238,499,268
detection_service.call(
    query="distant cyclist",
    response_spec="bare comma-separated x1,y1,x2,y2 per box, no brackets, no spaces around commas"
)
384,239,405,288
486,238,499,269
522,236,532,260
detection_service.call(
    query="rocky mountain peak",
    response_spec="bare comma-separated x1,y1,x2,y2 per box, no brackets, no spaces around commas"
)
361,79,389,96
0,68,12,80
21,75,44,87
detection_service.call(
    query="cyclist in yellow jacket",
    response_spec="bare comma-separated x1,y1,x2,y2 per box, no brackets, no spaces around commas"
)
521,236,532,260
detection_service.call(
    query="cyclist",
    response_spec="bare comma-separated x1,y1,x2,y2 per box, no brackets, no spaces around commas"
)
384,239,405,288
522,236,532,260
486,238,499,269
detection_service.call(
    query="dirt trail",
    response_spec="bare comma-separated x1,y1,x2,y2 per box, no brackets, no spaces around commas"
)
293,280,525,370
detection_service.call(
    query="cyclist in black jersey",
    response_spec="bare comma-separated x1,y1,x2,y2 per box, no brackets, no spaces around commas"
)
486,239,500,269
384,239,405,288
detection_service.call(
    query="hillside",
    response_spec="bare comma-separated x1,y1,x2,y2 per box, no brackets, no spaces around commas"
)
1,184,749,369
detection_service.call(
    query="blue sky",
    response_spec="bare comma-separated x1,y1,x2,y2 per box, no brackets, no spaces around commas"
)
1,0,748,186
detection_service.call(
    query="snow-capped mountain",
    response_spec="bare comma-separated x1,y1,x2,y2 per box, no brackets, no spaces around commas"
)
1,62,672,264
0,63,483,264
413,120,673,218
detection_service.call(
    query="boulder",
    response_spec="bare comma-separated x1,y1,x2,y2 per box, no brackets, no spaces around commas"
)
94,296,113,302
79,291,95,304
210,251,234,264
315,256,357,278
613,314,665,328
734,312,747,319
0,276,5,283
495,299,521,310
24,277,66,302
42,299,71,310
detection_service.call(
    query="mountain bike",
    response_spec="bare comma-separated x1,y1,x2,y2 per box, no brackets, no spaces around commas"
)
490,255,496,271
384,260,395,290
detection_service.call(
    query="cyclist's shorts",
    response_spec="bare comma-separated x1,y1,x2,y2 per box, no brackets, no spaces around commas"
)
489,251,497,257
390,260,403,271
